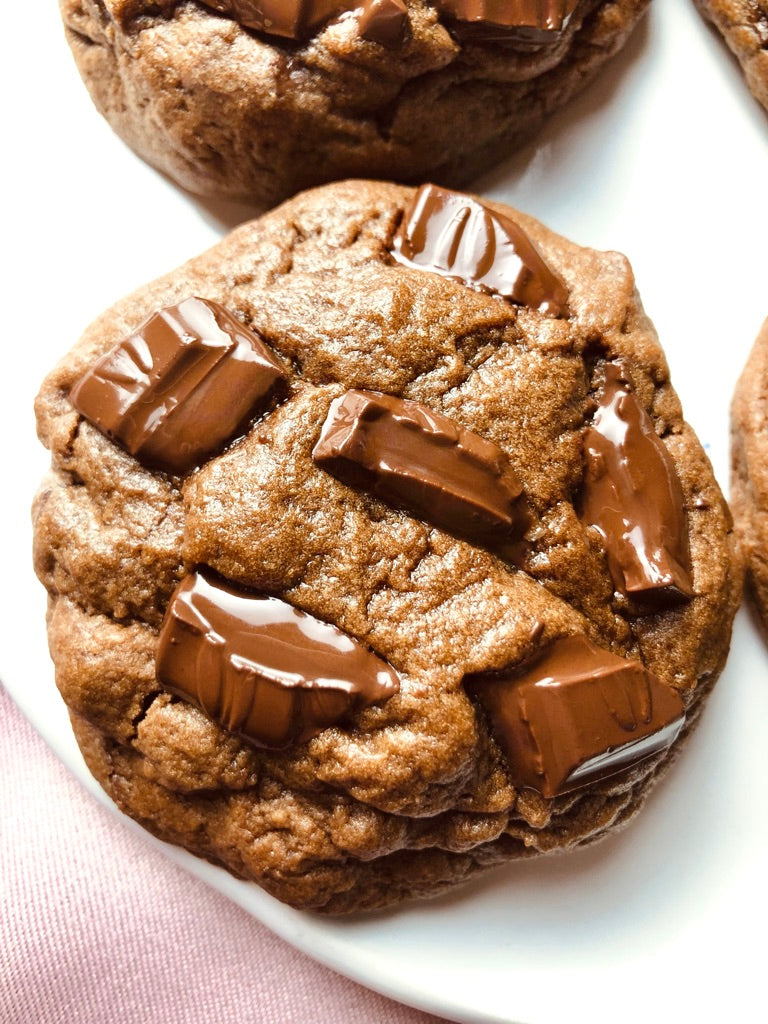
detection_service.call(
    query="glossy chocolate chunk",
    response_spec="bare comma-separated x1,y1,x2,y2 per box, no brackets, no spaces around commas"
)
156,571,400,749
580,362,693,608
70,296,286,475
437,0,580,43
391,184,569,316
359,0,409,46
200,0,352,39
467,634,686,798
313,389,529,542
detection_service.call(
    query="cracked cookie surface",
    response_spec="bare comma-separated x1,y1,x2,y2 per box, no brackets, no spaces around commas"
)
59,0,649,206
33,180,741,912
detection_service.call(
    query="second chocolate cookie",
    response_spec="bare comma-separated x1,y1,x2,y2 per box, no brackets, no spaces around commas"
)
59,0,650,205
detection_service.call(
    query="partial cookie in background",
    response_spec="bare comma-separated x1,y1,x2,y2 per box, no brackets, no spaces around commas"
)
695,0,768,111
59,0,650,206
731,319,768,634
33,180,741,913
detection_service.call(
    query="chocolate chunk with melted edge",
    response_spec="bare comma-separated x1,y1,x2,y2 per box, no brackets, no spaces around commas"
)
313,389,529,543
391,184,569,316
70,296,287,475
437,0,580,43
580,362,694,608
156,571,400,749
200,0,352,39
467,634,686,798
358,0,409,46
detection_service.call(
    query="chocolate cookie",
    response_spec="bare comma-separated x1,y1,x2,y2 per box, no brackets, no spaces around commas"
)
696,0,768,111
33,180,741,913
59,0,649,206
731,318,768,633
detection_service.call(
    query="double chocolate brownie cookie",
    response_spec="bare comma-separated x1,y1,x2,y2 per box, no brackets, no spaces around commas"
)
731,318,768,633
33,180,741,913
696,0,768,111
59,0,649,206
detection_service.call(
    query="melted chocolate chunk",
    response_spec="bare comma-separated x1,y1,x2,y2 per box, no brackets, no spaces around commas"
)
313,389,529,542
199,0,352,39
580,362,693,609
391,184,569,316
437,0,580,43
358,0,409,46
70,296,286,475
156,571,400,749
467,634,686,798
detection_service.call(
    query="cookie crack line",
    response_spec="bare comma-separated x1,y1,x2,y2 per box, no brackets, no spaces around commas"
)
58,589,170,634
66,25,105,49
130,688,163,740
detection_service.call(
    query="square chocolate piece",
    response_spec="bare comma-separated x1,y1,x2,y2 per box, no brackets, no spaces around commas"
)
70,296,286,475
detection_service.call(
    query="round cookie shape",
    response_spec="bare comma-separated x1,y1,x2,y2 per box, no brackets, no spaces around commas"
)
731,318,768,633
59,0,649,206
695,0,768,112
33,180,741,913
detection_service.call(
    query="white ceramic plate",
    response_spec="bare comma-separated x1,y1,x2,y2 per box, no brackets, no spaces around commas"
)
4,3,768,1022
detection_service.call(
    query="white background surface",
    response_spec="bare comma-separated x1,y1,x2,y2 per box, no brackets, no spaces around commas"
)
3,2,768,1022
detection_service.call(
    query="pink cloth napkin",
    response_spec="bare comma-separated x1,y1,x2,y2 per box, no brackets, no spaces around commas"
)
0,685,449,1024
